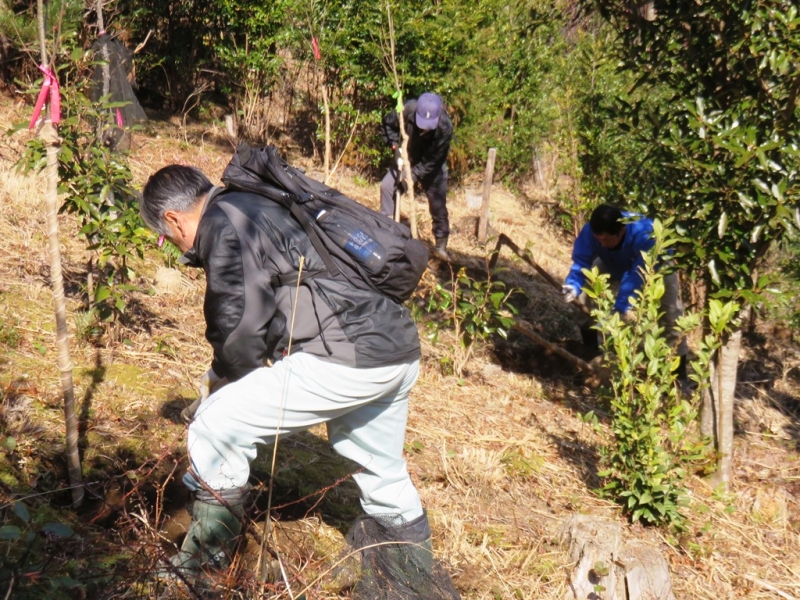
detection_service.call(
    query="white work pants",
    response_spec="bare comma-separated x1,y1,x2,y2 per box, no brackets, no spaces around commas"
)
185,353,424,522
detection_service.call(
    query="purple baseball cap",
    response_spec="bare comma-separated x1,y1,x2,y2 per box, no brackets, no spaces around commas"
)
415,93,442,130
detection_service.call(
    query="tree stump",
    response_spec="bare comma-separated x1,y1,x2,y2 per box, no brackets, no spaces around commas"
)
560,515,675,600
617,541,675,600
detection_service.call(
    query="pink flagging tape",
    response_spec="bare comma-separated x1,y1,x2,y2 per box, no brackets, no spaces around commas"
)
28,65,61,129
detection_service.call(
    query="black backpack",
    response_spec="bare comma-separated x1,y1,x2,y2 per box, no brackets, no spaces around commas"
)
220,144,429,304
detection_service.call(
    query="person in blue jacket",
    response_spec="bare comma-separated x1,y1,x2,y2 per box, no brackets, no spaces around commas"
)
562,204,688,377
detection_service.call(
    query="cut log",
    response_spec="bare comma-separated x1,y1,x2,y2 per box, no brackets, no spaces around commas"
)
617,541,675,600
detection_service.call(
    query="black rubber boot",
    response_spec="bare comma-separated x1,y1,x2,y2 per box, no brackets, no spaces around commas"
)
349,511,460,599
383,511,434,577
432,237,450,261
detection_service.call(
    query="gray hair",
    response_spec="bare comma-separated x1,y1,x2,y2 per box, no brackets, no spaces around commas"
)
140,165,212,236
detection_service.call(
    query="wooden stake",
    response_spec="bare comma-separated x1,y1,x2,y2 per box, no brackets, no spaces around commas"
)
478,147,497,243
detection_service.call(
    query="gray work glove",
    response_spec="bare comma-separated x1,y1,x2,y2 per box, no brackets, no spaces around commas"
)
561,285,579,304
181,368,228,424
199,368,226,400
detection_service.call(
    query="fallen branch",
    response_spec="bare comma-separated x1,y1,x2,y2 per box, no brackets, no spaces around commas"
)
489,233,589,315
513,319,594,374
743,575,798,600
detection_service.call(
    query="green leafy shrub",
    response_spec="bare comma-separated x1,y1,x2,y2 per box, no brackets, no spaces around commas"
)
117,0,627,183
582,220,712,529
583,0,800,304
422,267,517,377
0,501,85,600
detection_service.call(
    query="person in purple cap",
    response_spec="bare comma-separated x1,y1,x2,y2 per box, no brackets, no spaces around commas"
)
380,92,454,260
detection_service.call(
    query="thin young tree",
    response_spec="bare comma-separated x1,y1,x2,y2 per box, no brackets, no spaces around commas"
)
304,2,332,182
381,0,417,238
95,0,111,138
35,0,84,507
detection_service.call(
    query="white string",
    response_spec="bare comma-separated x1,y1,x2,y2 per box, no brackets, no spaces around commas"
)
258,256,305,598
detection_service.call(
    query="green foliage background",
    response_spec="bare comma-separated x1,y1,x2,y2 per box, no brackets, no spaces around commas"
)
579,0,800,309
102,0,623,181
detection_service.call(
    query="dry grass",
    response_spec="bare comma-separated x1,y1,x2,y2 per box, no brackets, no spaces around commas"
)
0,98,799,600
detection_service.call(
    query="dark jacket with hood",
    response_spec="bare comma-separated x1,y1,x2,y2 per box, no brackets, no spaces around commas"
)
381,98,453,182
180,188,421,382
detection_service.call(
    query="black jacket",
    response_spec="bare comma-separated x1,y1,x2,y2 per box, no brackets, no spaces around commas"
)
381,98,453,182
180,188,421,381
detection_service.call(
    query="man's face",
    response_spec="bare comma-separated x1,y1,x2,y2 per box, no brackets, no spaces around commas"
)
593,226,625,249
167,222,194,253
163,207,200,253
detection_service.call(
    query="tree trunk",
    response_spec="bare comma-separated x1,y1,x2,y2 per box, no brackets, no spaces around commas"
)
321,78,331,183
701,328,741,488
384,1,417,238
37,0,84,507
95,1,111,142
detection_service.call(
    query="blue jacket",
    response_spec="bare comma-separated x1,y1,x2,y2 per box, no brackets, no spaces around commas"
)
565,213,655,313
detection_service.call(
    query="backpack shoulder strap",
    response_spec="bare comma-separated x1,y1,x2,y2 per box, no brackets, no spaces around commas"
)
223,179,342,279
287,199,341,278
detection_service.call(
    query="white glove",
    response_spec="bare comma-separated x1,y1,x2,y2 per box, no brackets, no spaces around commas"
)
561,285,578,304
199,368,227,401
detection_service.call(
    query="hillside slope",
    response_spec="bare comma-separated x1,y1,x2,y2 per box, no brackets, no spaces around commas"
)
0,103,799,599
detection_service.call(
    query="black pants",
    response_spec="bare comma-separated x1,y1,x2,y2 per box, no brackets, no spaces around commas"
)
380,165,450,240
